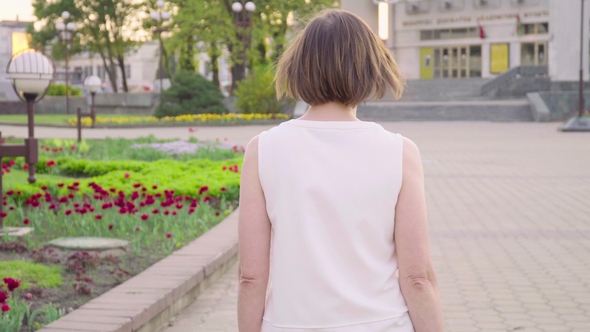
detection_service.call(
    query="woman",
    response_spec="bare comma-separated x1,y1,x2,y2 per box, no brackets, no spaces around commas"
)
237,9,444,332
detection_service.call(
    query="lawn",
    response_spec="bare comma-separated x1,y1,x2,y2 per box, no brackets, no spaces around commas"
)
0,136,244,331
0,114,149,125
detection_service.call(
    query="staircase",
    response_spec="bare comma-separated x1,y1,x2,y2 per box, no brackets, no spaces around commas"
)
357,76,535,122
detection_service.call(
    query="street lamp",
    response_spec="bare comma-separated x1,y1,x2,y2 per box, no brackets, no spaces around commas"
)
150,0,171,100
56,11,76,115
75,75,103,141
232,1,256,91
1,50,54,228
562,0,590,131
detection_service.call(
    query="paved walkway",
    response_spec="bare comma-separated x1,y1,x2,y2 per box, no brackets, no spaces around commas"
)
4,122,590,331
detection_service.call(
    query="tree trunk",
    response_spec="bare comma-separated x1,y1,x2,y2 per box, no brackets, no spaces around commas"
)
209,43,220,91
101,56,118,93
117,55,129,92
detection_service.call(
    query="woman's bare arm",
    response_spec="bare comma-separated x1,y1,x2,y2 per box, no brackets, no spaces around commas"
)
237,135,272,332
395,137,444,332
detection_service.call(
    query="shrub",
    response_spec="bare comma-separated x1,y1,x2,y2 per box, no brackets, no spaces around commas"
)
46,83,83,97
234,65,293,114
154,71,227,118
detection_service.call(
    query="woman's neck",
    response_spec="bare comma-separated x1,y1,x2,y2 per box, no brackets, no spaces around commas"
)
299,102,360,121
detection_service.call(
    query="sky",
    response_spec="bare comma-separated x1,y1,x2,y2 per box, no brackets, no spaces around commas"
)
1,0,35,22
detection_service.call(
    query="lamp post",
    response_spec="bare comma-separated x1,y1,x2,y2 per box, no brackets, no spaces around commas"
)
150,0,171,100
562,0,590,131
232,1,256,91
56,11,76,114
1,50,54,229
75,75,102,141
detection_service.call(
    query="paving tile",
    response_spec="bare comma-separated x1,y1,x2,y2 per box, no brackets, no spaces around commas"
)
151,122,590,331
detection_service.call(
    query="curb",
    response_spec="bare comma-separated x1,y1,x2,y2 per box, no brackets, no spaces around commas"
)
39,209,239,332
0,120,288,129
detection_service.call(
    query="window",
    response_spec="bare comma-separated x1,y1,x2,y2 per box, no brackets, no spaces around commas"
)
83,66,93,79
124,64,131,79
522,23,549,35
420,27,478,40
97,65,105,80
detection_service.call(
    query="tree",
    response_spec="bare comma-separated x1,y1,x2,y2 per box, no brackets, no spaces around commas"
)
29,0,143,93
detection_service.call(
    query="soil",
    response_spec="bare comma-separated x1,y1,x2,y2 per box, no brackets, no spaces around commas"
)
0,242,167,330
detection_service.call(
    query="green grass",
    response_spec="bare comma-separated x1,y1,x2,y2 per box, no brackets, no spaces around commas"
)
2,170,71,188
0,114,150,125
0,261,63,289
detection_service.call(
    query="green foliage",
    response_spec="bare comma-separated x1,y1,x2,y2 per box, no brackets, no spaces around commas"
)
46,84,83,97
0,261,63,289
235,66,293,114
154,71,228,118
30,0,142,92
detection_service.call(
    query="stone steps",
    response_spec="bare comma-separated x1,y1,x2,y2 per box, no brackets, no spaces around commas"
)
357,99,533,122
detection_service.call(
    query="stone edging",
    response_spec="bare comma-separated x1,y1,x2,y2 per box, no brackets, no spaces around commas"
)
39,209,239,332
0,120,288,129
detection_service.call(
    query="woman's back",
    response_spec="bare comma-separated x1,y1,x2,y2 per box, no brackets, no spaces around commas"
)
258,119,411,330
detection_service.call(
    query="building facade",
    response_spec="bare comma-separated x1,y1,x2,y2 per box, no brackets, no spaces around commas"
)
0,20,30,100
342,0,589,82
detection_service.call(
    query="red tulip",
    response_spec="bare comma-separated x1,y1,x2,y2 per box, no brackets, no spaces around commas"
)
166,232,172,238
188,208,195,214
152,209,159,214
203,196,211,202
172,211,177,216
198,186,209,195
65,210,72,215
22,164,29,170
124,173,130,178
141,214,149,221
0,291,8,302
3,278,20,291
221,187,227,191
135,226,140,232
152,185,158,189
176,203,183,209
1,303,9,312
57,182,64,188
23,218,30,225
215,211,220,216
95,214,103,220
6,190,14,196
108,224,114,230
164,210,170,216
8,160,15,166
70,145,76,151
133,183,141,188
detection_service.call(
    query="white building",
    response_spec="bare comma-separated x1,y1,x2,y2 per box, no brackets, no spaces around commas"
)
342,0,589,82
63,41,232,94
0,20,30,100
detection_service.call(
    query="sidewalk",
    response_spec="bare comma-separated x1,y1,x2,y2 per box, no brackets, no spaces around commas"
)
157,121,590,332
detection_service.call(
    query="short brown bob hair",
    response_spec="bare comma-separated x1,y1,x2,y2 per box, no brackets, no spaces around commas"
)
276,9,405,107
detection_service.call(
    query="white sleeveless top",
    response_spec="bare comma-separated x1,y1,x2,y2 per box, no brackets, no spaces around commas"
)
258,119,414,332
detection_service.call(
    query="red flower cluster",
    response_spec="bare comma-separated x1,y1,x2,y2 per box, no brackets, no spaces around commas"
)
3,277,20,292
221,164,240,173
46,160,56,167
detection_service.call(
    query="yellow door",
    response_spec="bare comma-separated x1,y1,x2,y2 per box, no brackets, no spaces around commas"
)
420,47,434,79
490,43,509,74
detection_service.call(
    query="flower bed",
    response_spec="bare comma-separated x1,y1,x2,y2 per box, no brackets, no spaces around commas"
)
68,113,291,127
0,137,244,331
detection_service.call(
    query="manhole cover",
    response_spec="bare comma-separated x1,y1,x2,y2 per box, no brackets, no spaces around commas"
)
47,237,129,251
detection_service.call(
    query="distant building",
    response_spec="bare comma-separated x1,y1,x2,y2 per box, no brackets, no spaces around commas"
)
0,20,30,100
341,0,588,82
60,41,232,95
